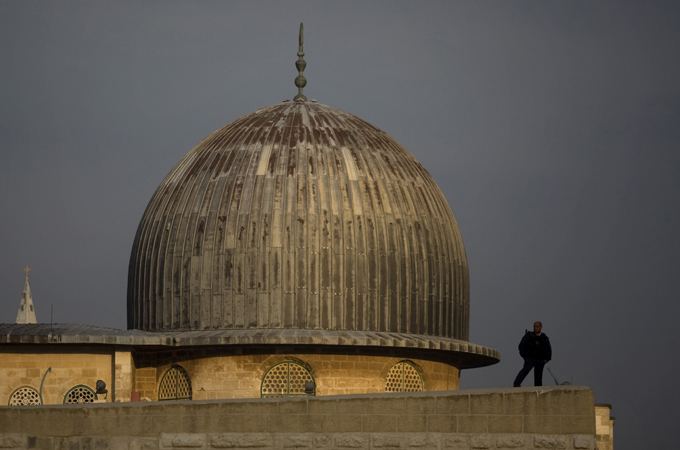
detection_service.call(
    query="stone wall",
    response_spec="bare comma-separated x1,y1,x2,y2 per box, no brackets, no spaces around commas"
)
0,386,596,450
114,351,135,402
1,346,459,404
594,404,613,450
0,346,112,405
134,351,460,400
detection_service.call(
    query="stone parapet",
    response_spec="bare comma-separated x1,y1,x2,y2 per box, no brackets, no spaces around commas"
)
0,387,595,449
0,433,595,450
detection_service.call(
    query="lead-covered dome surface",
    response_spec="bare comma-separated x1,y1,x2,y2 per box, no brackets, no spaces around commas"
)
128,102,470,340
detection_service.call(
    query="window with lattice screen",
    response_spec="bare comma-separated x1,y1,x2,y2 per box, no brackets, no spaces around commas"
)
261,361,315,397
63,385,96,404
158,365,193,401
8,386,41,406
384,361,423,392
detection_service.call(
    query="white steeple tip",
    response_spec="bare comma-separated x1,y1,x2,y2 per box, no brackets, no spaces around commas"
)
16,266,37,324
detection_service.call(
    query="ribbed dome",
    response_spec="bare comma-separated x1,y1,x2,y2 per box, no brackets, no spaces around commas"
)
128,102,470,340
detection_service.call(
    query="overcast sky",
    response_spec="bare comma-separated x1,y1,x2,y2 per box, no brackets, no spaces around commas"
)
1,1,679,448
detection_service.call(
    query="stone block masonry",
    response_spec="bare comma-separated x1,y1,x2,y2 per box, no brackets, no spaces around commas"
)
0,347,460,404
133,352,460,400
594,405,613,450
0,386,596,450
0,347,113,405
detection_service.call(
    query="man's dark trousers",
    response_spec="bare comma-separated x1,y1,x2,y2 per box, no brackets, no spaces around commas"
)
513,358,545,387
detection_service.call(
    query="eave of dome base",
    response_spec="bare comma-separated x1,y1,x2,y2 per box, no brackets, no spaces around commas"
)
0,324,499,369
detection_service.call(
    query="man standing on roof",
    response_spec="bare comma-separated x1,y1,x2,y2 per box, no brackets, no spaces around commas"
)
513,321,552,387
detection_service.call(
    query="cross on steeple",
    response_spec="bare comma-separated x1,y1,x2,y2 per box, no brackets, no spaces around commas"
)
16,266,37,324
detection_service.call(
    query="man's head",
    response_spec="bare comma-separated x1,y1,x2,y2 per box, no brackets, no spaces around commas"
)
533,321,543,335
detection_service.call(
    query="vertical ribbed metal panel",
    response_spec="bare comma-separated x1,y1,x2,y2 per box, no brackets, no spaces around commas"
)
128,102,470,340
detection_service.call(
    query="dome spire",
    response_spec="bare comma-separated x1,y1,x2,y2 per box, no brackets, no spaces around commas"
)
293,23,307,102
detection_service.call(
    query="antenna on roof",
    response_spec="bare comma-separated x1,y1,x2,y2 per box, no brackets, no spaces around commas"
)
293,23,307,102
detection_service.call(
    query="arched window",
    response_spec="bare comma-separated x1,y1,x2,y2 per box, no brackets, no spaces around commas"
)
158,365,192,401
261,361,315,397
385,361,423,392
63,385,96,404
9,386,41,406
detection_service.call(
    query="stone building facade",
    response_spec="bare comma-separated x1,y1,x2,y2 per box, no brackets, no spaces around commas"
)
0,345,110,406
0,325,490,404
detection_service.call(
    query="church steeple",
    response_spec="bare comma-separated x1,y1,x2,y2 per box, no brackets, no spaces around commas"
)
15,266,37,324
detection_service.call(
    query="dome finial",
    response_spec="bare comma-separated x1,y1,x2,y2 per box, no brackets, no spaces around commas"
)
293,23,307,102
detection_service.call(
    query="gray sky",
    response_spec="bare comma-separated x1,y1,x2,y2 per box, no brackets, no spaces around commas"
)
1,1,679,447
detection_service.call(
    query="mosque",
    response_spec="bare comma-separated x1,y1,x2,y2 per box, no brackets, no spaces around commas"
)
0,24,502,406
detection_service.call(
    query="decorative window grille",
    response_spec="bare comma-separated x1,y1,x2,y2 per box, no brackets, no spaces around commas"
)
384,361,423,392
261,361,315,397
63,385,96,404
158,365,193,401
8,387,41,406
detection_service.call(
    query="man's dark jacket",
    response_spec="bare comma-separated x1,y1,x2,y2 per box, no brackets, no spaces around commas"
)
518,331,552,361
